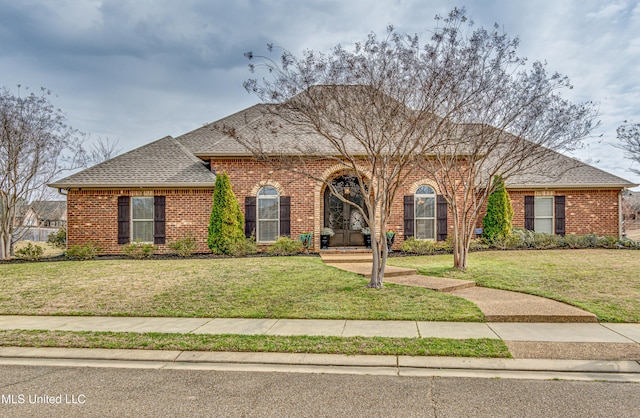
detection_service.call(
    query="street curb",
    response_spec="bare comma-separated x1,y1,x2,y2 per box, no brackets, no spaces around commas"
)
1,347,640,382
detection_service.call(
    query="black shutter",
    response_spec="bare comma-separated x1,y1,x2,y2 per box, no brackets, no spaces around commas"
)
437,195,448,241
154,196,166,245
403,195,414,239
555,196,566,236
117,196,130,244
245,196,256,238
279,196,291,237
524,196,535,231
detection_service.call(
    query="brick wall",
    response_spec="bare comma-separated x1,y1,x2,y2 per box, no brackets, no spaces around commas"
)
67,188,213,254
509,189,620,235
65,161,622,254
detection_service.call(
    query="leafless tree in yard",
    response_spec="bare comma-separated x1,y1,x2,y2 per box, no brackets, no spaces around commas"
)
231,7,598,284
89,137,122,164
617,122,640,175
0,86,86,259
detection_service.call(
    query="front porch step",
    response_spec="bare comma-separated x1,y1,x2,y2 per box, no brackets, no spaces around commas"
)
384,275,476,292
325,263,416,279
319,254,373,264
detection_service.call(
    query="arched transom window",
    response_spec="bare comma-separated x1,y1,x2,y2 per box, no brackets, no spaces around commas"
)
257,186,279,242
415,185,436,240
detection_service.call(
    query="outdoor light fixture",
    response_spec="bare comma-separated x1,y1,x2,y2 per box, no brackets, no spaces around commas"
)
343,186,351,197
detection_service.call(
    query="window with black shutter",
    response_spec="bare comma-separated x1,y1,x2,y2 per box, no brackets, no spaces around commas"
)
118,196,130,244
245,196,256,238
554,196,566,236
437,195,448,241
154,196,166,244
279,196,291,237
403,195,414,239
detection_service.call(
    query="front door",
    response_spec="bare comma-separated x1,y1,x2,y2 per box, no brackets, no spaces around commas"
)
324,176,366,247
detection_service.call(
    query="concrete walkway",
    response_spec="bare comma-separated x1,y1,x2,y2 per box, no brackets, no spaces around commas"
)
1,315,639,361
320,253,598,323
1,316,640,381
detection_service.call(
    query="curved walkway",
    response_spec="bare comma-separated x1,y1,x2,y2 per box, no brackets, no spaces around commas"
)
320,252,597,323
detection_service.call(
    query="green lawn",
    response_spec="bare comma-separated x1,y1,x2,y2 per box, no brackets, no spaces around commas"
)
388,249,640,322
0,330,509,358
0,257,482,321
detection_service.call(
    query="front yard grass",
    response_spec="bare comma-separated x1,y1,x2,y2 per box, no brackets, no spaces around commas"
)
0,257,482,321
388,249,640,322
0,330,509,358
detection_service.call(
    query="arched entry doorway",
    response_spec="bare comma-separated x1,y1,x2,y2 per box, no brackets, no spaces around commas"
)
324,175,367,247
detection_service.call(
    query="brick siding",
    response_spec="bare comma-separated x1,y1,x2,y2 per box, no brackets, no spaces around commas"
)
65,160,622,254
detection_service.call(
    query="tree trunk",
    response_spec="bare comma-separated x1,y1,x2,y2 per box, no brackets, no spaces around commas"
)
368,233,385,288
0,229,11,260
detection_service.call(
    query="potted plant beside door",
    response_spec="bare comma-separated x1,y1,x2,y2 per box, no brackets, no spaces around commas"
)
320,227,334,249
361,227,371,249
386,230,396,252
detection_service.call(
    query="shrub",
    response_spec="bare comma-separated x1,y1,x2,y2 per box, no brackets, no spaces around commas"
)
228,236,258,257
482,176,513,244
15,243,44,261
597,235,620,249
401,237,436,255
168,234,197,257
208,172,245,255
266,236,304,256
562,234,589,249
66,243,99,260
531,232,562,249
47,227,67,249
122,241,156,259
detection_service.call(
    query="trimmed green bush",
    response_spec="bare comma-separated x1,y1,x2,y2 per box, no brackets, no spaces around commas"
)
266,236,304,256
66,243,100,260
228,236,259,257
15,243,44,261
122,241,156,259
208,172,245,255
482,176,513,244
47,227,67,249
168,234,197,257
401,237,436,255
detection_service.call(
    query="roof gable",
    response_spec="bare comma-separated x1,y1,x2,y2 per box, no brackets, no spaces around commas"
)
50,136,217,188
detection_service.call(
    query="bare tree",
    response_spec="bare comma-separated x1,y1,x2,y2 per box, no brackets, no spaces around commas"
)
0,86,86,259
411,10,598,269
235,7,597,283
617,122,640,175
89,137,122,164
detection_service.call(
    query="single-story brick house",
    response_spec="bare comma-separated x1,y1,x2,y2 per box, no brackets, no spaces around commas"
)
50,104,637,254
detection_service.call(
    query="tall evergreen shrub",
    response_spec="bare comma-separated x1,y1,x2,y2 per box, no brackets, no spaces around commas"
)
208,172,245,254
482,176,514,243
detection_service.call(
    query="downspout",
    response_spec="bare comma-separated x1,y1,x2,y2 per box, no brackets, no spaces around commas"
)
619,190,624,239
57,188,69,252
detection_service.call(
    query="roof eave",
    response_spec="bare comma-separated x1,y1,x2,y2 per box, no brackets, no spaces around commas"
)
49,182,217,189
506,183,638,190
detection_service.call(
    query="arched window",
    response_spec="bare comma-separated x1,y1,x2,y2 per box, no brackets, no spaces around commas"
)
415,185,436,240
257,186,279,242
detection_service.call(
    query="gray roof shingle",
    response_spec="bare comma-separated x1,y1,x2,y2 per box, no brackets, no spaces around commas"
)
50,136,217,188
50,99,637,189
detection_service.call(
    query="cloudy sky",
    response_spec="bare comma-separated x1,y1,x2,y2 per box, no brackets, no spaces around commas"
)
1,0,639,187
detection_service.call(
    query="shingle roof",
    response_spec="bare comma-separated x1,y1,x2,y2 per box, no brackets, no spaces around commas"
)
505,151,635,189
50,98,637,190
177,104,367,156
49,136,217,188
30,201,67,221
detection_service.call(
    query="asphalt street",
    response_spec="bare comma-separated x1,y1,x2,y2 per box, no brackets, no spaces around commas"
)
0,365,638,417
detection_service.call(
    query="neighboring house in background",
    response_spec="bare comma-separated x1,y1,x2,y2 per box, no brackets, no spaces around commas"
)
21,201,67,228
49,103,637,254
622,190,640,220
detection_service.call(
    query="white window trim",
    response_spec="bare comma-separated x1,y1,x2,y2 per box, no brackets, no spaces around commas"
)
415,186,437,240
131,196,154,243
257,187,280,243
534,196,554,234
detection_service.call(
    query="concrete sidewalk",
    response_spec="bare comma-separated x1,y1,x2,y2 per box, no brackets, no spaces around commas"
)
0,315,639,360
1,316,639,381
